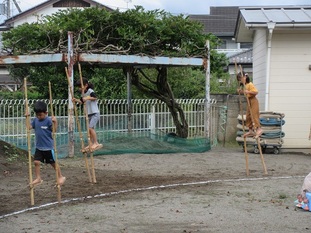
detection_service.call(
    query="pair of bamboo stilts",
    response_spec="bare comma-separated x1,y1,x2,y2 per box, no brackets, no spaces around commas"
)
24,78,62,206
65,64,96,184
236,64,268,176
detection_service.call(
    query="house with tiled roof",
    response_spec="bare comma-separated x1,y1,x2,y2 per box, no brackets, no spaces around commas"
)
0,0,111,28
0,0,111,91
235,6,311,149
189,7,252,56
227,48,253,76
189,7,253,79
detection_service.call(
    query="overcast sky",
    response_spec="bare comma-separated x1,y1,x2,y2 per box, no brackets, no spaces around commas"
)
1,0,310,22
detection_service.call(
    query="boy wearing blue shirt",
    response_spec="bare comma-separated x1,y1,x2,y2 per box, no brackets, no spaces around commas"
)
29,101,66,187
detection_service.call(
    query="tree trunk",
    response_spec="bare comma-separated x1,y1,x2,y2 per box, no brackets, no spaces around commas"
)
127,66,189,138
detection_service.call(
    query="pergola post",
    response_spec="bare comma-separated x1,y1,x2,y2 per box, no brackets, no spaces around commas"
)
126,68,132,133
204,40,211,140
67,31,75,157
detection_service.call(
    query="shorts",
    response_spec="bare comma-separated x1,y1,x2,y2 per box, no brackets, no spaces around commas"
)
88,112,100,128
34,149,55,164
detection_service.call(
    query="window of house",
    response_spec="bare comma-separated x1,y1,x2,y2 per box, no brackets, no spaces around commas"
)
217,40,227,49
240,43,252,49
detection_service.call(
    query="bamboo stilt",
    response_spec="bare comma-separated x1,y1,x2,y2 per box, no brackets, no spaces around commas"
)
78,63,97,183
24,78,35,206
235,62,249,176
48,81,62,203
65,67,92,183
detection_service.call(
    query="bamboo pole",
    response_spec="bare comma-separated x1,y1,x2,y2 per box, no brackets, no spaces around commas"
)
78,63,97,183
235,62,249,176
48,81,62,203
24,78,35,206
65,67,92,183
239,65,268,175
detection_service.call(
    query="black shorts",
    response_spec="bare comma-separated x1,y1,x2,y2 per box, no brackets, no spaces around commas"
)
34,149,55,164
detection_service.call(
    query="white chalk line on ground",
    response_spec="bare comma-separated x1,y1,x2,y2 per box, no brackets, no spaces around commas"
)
0,175,304,219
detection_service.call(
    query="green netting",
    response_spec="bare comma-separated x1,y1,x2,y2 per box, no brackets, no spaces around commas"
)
1,130,211,158
93,131,211,155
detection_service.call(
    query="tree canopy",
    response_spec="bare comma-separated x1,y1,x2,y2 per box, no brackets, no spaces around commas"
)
2,6,229,98
3,6,214,57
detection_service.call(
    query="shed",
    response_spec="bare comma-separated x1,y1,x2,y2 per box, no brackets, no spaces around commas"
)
235,6,311,148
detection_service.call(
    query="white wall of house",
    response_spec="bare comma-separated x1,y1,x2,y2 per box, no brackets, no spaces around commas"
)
12,8,61,26
0,68,9,75
269,30,311,148
252,29,267,111
253,29,311,148
225,39,239,50
12,3,100,26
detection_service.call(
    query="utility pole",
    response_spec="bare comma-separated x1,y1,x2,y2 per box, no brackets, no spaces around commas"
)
0,0,21,18
124,0,132,9
12,0,22,13
3,0,21,18
6,0,10,18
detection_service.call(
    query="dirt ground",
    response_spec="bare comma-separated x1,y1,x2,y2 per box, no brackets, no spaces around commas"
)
1,140,311,233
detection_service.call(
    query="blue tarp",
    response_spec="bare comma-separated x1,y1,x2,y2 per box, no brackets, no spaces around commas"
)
260,118,285,126
236,130,285,139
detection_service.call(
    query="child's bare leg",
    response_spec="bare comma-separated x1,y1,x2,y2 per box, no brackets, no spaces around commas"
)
255,127,263,138
89,128,98,144
89,128,101,149
51,163,66,185
84,128,94,148
243,129,255,137
30,160,43,186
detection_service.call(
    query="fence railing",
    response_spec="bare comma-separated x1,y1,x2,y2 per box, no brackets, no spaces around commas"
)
0,98,226,150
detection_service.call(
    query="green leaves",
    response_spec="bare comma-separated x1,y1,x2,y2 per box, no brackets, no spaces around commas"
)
1,6,230,99
2,23,50,54
2,6,210,57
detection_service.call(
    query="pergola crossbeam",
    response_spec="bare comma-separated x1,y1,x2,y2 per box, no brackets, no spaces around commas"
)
0,53,203,67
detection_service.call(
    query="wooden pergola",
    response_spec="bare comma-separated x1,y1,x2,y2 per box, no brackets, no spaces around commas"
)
0,32,211,157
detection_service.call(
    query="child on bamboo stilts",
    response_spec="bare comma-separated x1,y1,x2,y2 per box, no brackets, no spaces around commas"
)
27,101,66,187
72,78,103,152
237,73,263,138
